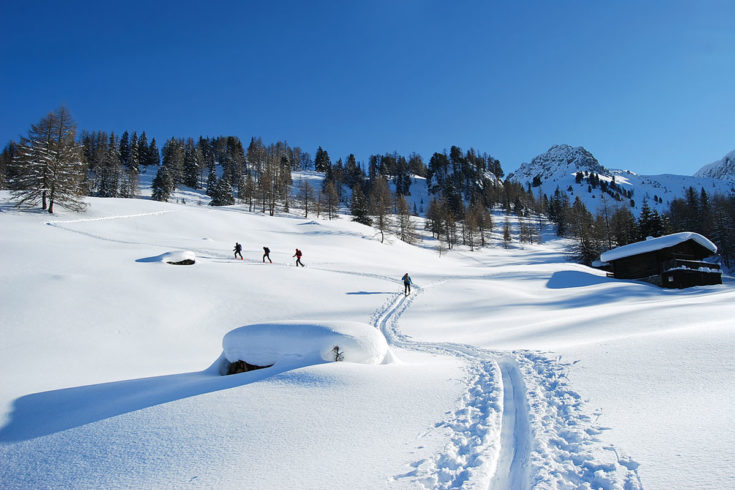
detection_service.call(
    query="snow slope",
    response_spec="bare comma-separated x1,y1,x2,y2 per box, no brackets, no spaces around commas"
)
1,189,734,489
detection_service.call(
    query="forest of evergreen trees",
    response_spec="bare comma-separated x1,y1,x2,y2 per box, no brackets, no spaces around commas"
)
2,107,735,269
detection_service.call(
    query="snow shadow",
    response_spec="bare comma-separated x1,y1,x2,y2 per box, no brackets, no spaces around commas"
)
546,270,613,289
136,253,170,263
346,291,394,295
0,362,292,443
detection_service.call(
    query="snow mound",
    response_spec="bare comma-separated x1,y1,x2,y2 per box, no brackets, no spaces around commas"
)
222,321,393,368
160,250,196,265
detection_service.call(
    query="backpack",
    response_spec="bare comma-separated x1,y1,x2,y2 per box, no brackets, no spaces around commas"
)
264,247,270,254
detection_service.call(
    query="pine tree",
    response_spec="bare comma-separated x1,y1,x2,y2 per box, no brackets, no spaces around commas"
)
314,146,331,172
183,138,200,188
350,185,372,226
210,177,235,206
138,132,149,166
205,165,217,198
1,141,19,190
610,206,638,247
119,131,130,168
11,106,87,213
396,195,417,243
97,133,122,197
148,138,160,167
151,165,173,202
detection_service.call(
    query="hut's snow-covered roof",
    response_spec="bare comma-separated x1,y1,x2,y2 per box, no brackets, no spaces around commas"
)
600,232,717,263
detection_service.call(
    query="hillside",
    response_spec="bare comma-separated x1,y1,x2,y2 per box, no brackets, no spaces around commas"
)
695,149,735,182
1,186,734,489
508,144,735,216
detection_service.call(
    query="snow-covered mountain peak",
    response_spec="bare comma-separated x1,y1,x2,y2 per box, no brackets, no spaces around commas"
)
508,145,735,217
508,144,608,183
694,149,735,182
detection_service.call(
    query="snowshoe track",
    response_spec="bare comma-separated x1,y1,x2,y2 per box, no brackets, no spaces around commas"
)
371,284,642,489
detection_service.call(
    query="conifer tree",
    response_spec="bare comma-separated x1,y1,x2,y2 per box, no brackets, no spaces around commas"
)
610,206,638,247
314,146,331,172
369,176,393,243
350,185,372,226
148,138,160,166
325,180,339,220
97,133,122,197
210,177,235,206
396,195,417,243
206,165,217,198
503,218,512,249
119,131,130,168
11,106,87,213
138,132,149,166
183,138,200,188
151,165,173,202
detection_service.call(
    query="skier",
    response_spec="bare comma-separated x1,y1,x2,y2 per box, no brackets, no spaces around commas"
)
234,242,243,260
293,248,304,267
263,246,272,263
402,273,412,296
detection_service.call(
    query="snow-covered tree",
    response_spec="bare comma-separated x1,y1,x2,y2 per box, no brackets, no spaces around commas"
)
10,106,87,213
350,185,371,226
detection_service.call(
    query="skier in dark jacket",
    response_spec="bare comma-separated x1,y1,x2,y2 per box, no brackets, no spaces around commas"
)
263,246,272,263
293,248,304,267
402,273,412,296
234,242,243,260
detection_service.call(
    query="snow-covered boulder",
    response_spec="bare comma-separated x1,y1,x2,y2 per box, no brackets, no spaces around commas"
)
222,321,393,370
160,250,196,265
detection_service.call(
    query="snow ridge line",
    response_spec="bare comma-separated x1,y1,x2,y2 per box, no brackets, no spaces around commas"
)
46,210,173,225
371,291,504,489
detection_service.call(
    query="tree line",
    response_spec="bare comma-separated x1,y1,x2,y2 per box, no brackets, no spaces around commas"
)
3,106,734,268
544,186,735,268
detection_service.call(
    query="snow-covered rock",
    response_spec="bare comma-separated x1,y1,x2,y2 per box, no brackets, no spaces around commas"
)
160,250,196,265
694,149,735,182
222,321,393,368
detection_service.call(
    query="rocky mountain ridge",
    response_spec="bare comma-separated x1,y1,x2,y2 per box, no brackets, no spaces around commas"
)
508,145,735,217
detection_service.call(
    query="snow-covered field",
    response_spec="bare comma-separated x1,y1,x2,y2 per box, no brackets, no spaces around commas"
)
1,187,734,489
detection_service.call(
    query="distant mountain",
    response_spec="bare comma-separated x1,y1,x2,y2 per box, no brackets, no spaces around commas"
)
508,144,735,217
694,149,735,182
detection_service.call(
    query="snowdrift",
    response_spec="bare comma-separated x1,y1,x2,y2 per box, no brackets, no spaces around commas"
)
220,321,394,372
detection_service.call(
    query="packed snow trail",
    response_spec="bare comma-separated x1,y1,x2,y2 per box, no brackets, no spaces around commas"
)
371,282,642,489
371,289,508,488
490,358,531,489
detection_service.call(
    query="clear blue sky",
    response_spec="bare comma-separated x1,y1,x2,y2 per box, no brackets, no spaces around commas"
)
2,0,733,175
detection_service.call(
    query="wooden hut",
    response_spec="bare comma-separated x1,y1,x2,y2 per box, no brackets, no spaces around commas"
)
599,232,722,288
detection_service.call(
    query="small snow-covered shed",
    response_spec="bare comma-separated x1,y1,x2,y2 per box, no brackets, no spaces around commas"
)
599,232,721,288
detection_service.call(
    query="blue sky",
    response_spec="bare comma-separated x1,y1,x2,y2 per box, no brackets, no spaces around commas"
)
2,1,733,175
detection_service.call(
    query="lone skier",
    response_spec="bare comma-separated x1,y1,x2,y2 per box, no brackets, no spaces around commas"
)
263,246,272,263
293,248,304,267
234,242,243,260
402,273,412,296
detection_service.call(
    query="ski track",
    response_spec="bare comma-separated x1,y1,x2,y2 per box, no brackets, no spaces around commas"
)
371,282,643,490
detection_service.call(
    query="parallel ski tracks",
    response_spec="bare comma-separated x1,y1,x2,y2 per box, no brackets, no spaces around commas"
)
371,288,531,489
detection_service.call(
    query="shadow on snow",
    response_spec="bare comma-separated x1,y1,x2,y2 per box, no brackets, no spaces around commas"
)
0,358,297,444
